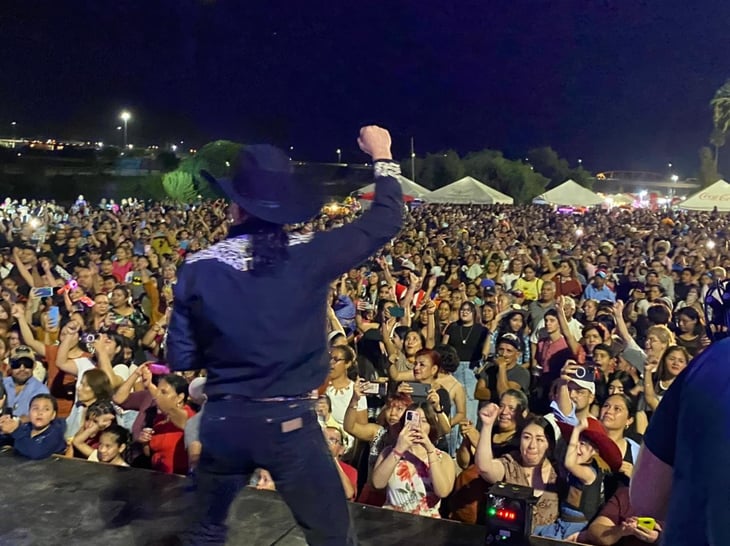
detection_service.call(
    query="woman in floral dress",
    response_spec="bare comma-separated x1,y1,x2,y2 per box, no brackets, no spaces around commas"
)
370,402,456,518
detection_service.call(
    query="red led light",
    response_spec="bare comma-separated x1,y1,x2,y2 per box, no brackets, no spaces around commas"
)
496,509,517,521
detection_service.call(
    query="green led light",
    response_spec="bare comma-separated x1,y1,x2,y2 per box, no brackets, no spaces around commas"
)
488,507,497,517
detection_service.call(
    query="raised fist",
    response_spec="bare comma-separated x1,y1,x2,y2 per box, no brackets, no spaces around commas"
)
357,126,392,161
479,403,500,427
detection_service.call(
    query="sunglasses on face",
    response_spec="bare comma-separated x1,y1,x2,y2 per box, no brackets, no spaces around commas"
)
10,359,33,370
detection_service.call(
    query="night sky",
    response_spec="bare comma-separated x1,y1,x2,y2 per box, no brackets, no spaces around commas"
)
3,0,729,174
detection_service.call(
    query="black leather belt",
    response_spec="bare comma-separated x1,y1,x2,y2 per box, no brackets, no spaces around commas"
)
208,392,316,403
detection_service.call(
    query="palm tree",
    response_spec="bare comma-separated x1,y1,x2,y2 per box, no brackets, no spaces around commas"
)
710,79,730,169
710,128,726,170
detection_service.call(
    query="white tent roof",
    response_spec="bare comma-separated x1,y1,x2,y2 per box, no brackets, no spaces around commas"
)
356,175,432,200
536,179,603,207
428,176,514,205
679,179,730,211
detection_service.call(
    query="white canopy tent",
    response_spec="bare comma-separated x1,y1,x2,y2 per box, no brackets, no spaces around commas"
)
678,179,730,211
535,179,603,207
355,175,432,201
428,176,514,205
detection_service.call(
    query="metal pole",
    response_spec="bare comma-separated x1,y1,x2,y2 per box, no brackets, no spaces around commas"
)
410,136,415,182
123,119,128,148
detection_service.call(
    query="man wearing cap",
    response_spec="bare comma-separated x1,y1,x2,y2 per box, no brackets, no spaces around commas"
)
475,333,530,404
553,361,597,428
581,271,616,303
168,126,402,545
1,346,49,421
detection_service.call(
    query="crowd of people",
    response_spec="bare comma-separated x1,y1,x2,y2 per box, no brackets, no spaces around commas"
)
0,192,727,544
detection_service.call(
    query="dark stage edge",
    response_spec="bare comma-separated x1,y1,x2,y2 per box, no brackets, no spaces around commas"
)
0,455,576,546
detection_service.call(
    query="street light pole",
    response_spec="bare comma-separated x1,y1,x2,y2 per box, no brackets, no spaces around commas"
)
120,111,131,148
10,121,17,140
411,137,416,182
336,148,341,164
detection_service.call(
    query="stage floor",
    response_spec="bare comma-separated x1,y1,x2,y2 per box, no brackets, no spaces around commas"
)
0,455,575,545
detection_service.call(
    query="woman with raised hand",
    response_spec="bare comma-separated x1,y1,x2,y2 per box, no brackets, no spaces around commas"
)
475,403,559,531
370,402,455,518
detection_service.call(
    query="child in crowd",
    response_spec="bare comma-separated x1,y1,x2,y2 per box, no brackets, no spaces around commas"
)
88,424,130,467
8,393,67,460
534,418,619,539
70,399,118,458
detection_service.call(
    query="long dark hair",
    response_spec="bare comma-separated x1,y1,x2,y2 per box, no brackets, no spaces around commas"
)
231,217,289,274
674,306,705,336
101,423,132,464
607,370,637,395
497,310,527,337
391,401,441,444
518,415,557,467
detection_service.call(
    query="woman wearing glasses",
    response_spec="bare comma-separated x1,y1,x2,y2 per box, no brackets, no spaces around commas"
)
325,345,367,455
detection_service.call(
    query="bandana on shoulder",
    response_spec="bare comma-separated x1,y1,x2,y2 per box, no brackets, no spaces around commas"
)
185,233,313,272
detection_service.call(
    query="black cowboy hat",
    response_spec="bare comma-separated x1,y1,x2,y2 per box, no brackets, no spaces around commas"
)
200,145,325,225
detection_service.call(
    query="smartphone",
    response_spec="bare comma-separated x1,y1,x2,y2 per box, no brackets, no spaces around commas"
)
47,306,60,328
33,287,54,298
636,517,656,532
406,382,431,399
405,410,421,426
570,364,596,381
148,363,170,375
361,381,387,397
389,306,405,318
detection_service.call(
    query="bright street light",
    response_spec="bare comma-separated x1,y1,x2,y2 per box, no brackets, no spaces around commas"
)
336,148,342,163
119,111,131,148
671,175,679,182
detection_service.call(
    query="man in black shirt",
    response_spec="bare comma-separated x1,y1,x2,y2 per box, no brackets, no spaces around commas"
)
168,126,403,546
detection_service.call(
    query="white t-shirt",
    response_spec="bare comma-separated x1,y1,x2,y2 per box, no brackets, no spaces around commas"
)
502,273,520,290
64,358,97,440
74,358,96,393
325,381,367,452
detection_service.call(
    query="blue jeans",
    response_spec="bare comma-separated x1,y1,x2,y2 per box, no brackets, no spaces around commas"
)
454,361,478,424
533,506,588,539
181,398,357,546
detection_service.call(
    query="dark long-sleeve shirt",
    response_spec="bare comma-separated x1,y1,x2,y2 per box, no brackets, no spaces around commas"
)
167,161,404,399
11,419,67,460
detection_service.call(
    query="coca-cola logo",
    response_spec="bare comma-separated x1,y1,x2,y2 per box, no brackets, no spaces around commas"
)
697,192,730,201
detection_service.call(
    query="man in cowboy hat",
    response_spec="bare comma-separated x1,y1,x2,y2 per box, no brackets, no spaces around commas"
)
168,126,402,545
